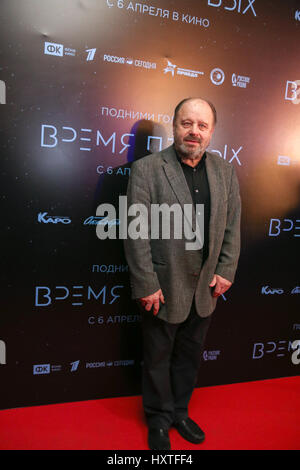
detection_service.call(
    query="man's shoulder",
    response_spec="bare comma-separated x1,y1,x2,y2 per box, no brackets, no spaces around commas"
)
206,150,235,175
131,145,174,172
206,150,232,168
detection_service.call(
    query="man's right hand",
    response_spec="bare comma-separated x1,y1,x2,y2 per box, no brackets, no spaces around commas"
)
139,289,165,316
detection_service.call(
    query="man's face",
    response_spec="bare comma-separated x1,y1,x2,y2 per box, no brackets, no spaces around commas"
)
173,99,215,159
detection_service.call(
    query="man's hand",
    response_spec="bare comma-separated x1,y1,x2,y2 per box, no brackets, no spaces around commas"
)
139,289,165,315
209,274,232,298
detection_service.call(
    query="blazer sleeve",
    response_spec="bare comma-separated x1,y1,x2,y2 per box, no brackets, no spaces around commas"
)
123,161,161,299
214,165,241,283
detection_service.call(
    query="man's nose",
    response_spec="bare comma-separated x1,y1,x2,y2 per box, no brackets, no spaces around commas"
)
189,124,199,135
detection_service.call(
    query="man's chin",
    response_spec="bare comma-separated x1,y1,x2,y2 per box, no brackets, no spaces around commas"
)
177,144,204,159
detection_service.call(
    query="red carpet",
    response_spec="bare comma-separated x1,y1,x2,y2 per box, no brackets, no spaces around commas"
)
0,376,299,450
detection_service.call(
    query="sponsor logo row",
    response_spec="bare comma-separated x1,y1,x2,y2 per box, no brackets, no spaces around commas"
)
30,340,300,371
261,286,300,295
32,350,222,375
45,42,251,89
37,209,300,240
33,359,135,375
37,212,121,226
42,42,300,103
1,340,299,368
44,42,251,90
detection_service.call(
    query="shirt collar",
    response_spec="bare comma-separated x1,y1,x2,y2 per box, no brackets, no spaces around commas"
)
175,147,207,170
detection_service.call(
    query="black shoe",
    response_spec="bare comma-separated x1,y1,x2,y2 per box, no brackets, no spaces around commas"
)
148,428,171,450
174,417,205,444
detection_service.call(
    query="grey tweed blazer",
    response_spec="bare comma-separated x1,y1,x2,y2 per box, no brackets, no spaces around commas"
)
124,145,241,323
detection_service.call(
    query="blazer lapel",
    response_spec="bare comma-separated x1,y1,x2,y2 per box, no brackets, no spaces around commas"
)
161,146,194,208
161,146,199,243
161,147,221,252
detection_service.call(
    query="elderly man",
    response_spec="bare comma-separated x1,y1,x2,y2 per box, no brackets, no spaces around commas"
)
124,98,241,450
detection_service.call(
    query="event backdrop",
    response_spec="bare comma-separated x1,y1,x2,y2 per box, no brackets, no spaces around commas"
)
0,0,299,410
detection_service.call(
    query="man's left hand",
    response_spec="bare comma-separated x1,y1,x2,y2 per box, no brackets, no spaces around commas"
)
209,274,232,298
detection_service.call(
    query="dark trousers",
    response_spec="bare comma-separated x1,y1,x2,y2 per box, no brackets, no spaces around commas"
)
141,300,211,429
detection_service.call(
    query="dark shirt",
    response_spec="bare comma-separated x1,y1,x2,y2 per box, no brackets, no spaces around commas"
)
176,151,211,261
